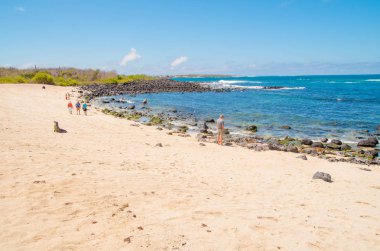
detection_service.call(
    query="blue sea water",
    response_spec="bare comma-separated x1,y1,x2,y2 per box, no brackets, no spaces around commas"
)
107,75,380,143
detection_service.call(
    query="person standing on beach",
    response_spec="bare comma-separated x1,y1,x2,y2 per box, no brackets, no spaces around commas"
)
67,101,73,114
82,102,88,116
75,101,81,115
216,114,225,145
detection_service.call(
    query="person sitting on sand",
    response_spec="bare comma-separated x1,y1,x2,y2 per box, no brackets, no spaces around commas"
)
75,101,81,115
67,101,73,115
216,114,225,145
82,102,88,116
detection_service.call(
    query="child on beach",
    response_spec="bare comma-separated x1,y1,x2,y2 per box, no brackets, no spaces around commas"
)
75,101,81,115
216,114,225,145
67,101,73,114
82,103,88,116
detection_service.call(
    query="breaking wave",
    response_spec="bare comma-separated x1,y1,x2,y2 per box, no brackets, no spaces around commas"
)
365,79,380,82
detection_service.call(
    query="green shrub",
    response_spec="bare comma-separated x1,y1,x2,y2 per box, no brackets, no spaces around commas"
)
54,77,78,86
32,72,54,85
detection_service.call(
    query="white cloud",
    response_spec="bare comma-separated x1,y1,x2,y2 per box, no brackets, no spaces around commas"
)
15,6,26,12
120,48,141,66
170,56,188,68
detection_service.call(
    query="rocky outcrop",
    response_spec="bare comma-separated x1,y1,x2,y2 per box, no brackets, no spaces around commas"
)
80,79,214,98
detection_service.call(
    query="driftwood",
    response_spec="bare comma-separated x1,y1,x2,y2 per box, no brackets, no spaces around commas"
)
53,121,67,133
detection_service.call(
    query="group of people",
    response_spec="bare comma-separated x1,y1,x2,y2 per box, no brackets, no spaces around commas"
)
67,100,88,115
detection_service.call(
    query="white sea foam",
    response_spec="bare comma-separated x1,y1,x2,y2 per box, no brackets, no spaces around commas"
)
344,81,358,84
218,80,263,84
202,81,305,90
365,79,380,82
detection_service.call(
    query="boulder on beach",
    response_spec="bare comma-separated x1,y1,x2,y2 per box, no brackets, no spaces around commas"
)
357,138,378,147
205,118,215,123
312,172,332,183
246,125,257,132
286,145,299,153
340,143,352,151
320,137,328,143
326,143,341,150
127,105,135,109
301,139,313,145
331,139,342,145
364,149,379,159
311,142,324,148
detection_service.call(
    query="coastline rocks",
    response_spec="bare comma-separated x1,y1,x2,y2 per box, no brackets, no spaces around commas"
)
364,149,379,159
331,139,342,145
280,125,291,130
326,143,341,150
340,143,352,151
80,79,214,98
311,142,324,148
312,172,332,183
286,145,299,153
321,137,328,143
301,139,313,145
205,118,215,123
357,138,378,147
127,105,135,109
246,125,258,133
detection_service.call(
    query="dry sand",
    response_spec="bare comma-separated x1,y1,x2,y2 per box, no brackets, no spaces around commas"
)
0,84,379,250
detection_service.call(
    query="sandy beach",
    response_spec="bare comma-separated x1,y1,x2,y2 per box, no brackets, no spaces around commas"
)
1,84,379,250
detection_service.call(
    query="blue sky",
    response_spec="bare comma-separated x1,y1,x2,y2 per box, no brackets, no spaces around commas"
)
1,0,380,75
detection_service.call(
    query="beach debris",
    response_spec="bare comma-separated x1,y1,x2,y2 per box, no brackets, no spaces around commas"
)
359,167,371,171
331,139,342,145
155,143,163,147
357,137,379,147
33,180,46,184
311,142,324,148
280,125,291,129
301,139,313,146
246,125,258,132
312,172,332,182
297,155,308,160
124,236,132,243
320,137,328,143
53,121,67,133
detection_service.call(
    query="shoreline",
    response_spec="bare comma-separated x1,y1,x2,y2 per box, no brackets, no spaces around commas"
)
1,84,380,250
82,85,379,166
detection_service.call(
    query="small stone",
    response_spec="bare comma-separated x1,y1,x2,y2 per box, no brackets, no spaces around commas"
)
320,137,328,143
296,155,308,160
280,125,291,129
311,142,324,148
155,143,163,147
340,143,352,151
312,172,332,182
246,125,258,132
331,139,342,145
199,143,206,146
301,139,313,145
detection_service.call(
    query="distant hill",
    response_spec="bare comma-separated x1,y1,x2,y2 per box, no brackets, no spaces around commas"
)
0,67,155,86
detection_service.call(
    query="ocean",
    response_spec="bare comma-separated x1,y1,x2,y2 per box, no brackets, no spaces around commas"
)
103,75,380,144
